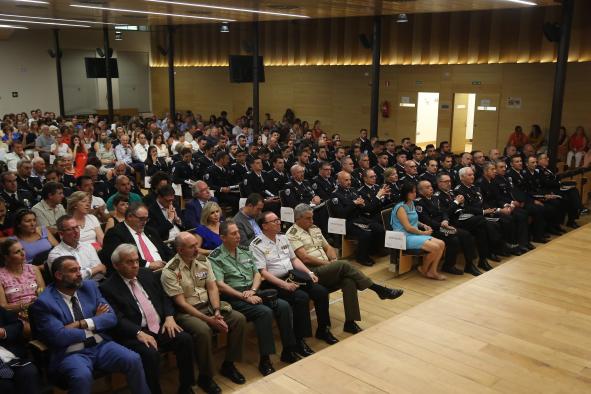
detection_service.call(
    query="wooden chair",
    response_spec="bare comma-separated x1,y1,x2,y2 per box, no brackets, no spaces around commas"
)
380,207,427,276
325,199,357,259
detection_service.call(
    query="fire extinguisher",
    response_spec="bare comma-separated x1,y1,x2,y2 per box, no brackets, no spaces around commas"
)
381,100,390,118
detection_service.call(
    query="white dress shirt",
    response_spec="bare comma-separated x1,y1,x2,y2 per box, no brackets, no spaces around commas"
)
58,290,103,353
124,222,162,265
133,143,149,162
48,241,103,280
250,233,296,277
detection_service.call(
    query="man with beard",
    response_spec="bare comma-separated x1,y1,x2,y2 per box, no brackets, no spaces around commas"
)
29,256,150,394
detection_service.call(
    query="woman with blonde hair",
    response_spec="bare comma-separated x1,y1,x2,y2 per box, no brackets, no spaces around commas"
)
193,201,223,255
67,191,104,247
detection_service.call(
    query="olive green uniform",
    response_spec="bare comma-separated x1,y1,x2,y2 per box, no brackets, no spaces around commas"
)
287,224,373,322
161,253,246,376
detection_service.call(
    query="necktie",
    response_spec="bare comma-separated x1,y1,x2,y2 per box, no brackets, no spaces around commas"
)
71,295,85,321
137,232,154,262
0,359,14,379
129,279,160,334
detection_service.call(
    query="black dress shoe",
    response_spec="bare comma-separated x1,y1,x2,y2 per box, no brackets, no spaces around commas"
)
518,246,530,254
509,247,523,256
442,266,464,275
464,264,481,276
295,339,315,357
567,221,580,229
343,321,363,334
258,358,275,376
580,208,589,215
525,242,536,250
220,362,246,384
197,376,221,394
533,238,548,244
315,327,339,345
488,254,502,262
374,286,404,300
478,260,493,271
280,350,301,363
357,258,375,267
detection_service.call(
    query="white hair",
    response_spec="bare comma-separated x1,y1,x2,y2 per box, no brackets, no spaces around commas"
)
111,244,139,265
458,166,473,179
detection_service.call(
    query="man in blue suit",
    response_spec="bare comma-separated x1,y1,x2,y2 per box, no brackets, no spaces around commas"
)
183,180,219,229
29,255,150,394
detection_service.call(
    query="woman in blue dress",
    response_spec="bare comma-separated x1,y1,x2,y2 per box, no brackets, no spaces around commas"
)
390,182,446,280
193,201,223,255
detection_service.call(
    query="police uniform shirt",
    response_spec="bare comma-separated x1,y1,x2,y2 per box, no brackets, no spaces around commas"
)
418,172,437,188
250,233,295,278
208,245,258,290
283,180,315,207
263,169,288,196
286,224,329,262
312,175,336,201
204,164,233,192
231,162,249,184
161,253,216,306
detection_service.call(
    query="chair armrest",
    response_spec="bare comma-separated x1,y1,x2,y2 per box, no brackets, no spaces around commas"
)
29,339,48,352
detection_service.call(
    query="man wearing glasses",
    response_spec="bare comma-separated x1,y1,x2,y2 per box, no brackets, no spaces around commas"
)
48,215,107,281
400,160,420,186
101,202,172,272
251,212,339,347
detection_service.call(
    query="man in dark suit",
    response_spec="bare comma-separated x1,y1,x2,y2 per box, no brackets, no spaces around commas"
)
29,256,150,394
147,184,185,242
101,244,196,394
0,171,34,214
0,307,41,394
183,181,219,230
101,202,172,271
204,151,241,214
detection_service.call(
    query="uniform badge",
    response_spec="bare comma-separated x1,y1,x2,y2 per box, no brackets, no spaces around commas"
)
204,173,209,180
312,183,317,190
331,197,339,205
416,205,423,213
196,271,208,280
285,189,291,196
243,179,248,185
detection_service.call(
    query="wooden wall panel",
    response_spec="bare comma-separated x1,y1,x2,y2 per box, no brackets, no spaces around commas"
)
150,1,591,67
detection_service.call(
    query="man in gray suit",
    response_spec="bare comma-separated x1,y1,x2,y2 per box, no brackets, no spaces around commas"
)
233,193,265,247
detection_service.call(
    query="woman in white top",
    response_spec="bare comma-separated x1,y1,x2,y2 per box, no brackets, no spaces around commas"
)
152,134,170,161
51,133,72,157
67,191,104,247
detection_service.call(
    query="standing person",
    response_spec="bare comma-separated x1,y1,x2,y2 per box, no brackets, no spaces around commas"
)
101,244,196,394
210,220,302,376
251,211,339,346
161,232,246,393
29,256,150,394
390,183,446,280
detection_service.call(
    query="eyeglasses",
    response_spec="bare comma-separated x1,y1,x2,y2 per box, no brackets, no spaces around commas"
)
132,215,149,222
264,218,281,224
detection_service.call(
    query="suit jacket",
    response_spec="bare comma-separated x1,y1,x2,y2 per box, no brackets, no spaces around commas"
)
234,210,257,247
147,200,184,241
182,197,218,230
100,268,174,340
29,281,116,366
0,307,27,358
101,221,173,270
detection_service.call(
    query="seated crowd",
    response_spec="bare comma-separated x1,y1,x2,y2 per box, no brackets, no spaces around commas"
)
0,108,587,393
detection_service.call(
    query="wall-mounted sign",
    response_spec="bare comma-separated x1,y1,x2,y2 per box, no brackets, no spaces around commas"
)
507,97,522,108
11,92,18,98
472,81,482,85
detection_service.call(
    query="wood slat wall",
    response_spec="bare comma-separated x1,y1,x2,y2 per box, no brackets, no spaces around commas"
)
150,1,591,67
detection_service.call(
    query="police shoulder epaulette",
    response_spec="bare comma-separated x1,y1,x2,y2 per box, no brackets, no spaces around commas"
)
415,197,422,201
166,258,181,271
209,248,221,258
434,191,440,196
252,237,262,245
453,184,461,190
288,226,298,235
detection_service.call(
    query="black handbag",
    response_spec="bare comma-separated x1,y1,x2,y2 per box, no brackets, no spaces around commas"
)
286,269,313,286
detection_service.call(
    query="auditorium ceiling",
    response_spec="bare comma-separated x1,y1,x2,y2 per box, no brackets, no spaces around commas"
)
0,0,558,29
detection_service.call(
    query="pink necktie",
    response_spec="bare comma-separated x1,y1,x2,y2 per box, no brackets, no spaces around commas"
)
137,232,154,262
130,279,160,334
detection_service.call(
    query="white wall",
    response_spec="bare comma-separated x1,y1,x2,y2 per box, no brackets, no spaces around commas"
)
0,28,151,116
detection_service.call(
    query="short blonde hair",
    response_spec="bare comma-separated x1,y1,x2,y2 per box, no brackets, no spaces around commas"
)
66,191,90,215
200,201,221,225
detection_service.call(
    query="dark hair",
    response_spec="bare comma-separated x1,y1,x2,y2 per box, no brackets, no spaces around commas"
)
112,194,129,207
400,182,417,203
245,193,263,207
180,147,192,156
150,171,171,191
256,211,273,228
0,239,20,267
125,202,147,218
41,181,64,200
13,209,36,237
51,255,77,279
76,175,92,188
215,150,228,162
156,184,175,198
56,214,75,231
219,219,236,236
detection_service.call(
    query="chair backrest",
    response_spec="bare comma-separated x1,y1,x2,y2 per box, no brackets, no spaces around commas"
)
279,189,287,206
381,207,393,231
325,198,336,217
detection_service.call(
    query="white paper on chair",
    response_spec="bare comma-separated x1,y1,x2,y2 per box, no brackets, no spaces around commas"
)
239,198,247,209
144,176,151,189
280,207,294,223
209,189,215,198
49,155,56,164
328,218,346,235
172,183,182,197
385,231,406,250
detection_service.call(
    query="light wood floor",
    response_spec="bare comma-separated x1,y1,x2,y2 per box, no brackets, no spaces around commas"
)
233,222,591,394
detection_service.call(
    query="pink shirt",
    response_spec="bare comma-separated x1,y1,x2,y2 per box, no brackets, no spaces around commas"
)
0,264,39,304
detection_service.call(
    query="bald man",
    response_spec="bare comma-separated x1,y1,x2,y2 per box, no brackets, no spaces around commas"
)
329,171,385,266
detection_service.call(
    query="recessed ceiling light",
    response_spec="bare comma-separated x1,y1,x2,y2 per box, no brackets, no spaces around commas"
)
220,22,229,33
145,0,310,18
396,13,408,23
0,13,119,25
500,0,537,5
0,24,28,29
70,4,236,22
14,0,48,4
0,17,90,27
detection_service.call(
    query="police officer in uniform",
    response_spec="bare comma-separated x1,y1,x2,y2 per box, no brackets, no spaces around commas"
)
242,157,281,213
204,151,240,214
251,212,339,345
16,159,43,201
418,159,439,188
311,162,337,201
435,172,497,271
438,154,459,186
282,165,321,208
161,232,246,394
263,156,288,197
172,147,200,199
399,160,420,186
0,171,34,215
230,150,249,186
416,180,480,276
209,220,302,376
330,171,385,266
340,157,361,189
357,169,390,221
287,204,403,334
